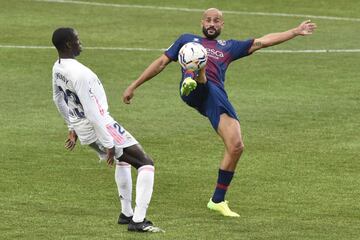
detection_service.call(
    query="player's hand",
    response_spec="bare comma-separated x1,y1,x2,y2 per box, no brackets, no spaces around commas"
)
122,86,134,104
106,147,116,166
295,20,317,36
65,130,78,151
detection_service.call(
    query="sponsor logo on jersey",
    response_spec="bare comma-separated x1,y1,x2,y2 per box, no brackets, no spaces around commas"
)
217,40,226,46
206,48,224,59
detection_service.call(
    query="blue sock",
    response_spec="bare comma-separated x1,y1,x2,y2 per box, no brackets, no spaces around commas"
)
184,70,196,79
212,169,234,203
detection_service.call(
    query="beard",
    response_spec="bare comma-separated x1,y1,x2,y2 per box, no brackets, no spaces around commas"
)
202,26,221,40
74,42,82,56
73,47,82,57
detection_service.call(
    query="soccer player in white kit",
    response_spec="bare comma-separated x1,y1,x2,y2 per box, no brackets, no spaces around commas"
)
51,27,162,233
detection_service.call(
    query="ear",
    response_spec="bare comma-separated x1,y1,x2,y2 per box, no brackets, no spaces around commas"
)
65,41,72,49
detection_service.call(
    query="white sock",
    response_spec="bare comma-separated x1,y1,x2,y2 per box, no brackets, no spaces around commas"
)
115,162,133,217
132,165,155,223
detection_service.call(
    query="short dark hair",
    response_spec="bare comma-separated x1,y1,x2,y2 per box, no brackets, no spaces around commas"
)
52,27,75,51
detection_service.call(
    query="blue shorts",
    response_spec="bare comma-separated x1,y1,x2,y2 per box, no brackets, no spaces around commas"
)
180,80,239,130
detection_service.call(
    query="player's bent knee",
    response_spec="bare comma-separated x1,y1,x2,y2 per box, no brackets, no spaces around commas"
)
141,155,154,167
117,151,154,169
132,154,154,169
229,141,244,157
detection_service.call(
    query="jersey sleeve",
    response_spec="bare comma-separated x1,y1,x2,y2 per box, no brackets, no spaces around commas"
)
73,73,114,149
52,72,73,130
164,34,189,61
230,39,254,61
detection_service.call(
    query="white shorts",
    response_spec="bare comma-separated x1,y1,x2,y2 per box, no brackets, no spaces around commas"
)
71,118,138,159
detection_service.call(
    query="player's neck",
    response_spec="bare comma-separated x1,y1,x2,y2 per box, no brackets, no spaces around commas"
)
203,36,218,41
58,51,76,59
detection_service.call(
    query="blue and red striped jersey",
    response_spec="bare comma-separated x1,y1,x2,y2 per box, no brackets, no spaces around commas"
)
165,33,254,88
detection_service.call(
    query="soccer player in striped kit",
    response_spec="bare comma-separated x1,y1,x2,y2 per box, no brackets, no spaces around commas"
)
52,28,163,232
123,8,316,217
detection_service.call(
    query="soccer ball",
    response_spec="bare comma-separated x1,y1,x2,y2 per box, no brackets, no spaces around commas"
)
178,42,208,71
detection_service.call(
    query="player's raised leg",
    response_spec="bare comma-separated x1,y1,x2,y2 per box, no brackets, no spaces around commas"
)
181,70,197,96
207,113,244,217
181,67,207,96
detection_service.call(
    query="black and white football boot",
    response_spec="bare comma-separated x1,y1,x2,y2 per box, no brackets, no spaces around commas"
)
128,219,164,233
117,213,132,225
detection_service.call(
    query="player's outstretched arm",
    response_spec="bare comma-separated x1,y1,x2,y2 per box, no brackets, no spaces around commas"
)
248,20,317,54
122,54,172,104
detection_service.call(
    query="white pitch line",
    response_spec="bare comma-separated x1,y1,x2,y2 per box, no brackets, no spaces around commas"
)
34,0,360,22
0,45,53,49
86,46,165,52
261,49,360,53
1,45,360,53
0,45,164,51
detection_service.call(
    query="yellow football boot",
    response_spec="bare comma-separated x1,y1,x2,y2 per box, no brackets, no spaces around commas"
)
180,77,197,96
207,199,240,217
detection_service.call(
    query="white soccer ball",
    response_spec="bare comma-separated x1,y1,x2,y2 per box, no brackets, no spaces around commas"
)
178,42,208,71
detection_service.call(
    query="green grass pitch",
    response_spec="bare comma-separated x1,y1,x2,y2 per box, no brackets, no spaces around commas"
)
0,0,359,239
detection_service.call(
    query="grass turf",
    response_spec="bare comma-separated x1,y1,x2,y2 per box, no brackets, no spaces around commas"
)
0,0,359,239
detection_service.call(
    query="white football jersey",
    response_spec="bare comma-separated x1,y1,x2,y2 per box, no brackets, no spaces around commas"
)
52,58,115,149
